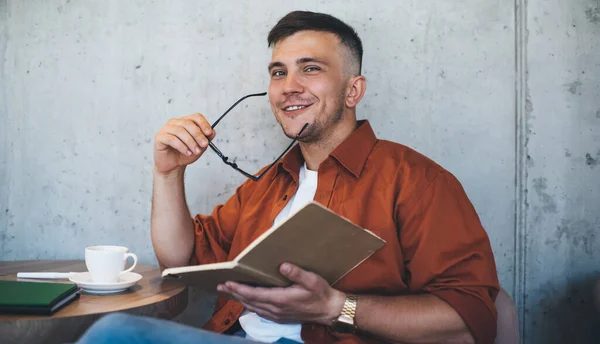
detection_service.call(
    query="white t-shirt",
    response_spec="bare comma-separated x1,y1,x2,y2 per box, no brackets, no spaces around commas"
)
238,163,318,343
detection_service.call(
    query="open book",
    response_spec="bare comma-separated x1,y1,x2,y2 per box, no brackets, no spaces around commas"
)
162,202,385,291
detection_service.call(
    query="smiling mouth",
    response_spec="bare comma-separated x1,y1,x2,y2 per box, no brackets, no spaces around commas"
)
282,104,313,113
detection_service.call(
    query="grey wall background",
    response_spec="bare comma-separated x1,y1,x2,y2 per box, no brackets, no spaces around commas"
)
0,0,598,343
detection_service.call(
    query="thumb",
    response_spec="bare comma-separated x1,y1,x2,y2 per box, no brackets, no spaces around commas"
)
280,263,321,290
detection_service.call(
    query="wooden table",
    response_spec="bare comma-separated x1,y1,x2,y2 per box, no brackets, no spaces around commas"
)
0,260,188,344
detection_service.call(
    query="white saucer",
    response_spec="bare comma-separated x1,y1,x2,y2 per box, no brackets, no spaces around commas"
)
69,272,143,294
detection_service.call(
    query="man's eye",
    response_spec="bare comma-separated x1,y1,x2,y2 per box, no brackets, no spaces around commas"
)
272,70,286,77
305,66,321,72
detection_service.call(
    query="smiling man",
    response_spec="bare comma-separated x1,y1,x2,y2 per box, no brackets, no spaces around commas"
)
78,11,500,344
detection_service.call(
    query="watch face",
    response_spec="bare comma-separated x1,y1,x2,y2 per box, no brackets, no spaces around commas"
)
332,321,355,334
332,315,355,334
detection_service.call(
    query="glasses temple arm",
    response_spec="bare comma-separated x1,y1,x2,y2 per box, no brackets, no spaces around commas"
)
255,123,309,180
211,92,267,129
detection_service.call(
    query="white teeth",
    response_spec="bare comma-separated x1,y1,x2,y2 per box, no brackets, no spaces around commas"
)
285,105,306,111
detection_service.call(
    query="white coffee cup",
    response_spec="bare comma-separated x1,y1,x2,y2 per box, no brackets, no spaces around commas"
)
85,245,138,283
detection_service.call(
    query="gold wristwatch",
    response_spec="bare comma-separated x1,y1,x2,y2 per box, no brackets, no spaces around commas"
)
331,294,358,333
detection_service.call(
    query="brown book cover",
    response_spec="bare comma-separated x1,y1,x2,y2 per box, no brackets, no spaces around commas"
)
161,202,386,291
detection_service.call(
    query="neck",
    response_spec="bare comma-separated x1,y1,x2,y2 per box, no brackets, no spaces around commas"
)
299,114,357,171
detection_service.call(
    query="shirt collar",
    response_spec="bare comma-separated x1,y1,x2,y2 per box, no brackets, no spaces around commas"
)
276,142,303,183
276,120,378,180
329,120,378,178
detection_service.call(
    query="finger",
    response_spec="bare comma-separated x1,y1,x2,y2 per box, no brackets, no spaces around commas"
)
225,282,296,307
172,119,209,151
227,289,286,315
187,113,215,140
216,284,243,301
221,288,257,307
220,283,255,303
280,263,321,290
155,133,193,156
163,124,200,154
242,300,288,317
225,282,273,303
241,302,282,323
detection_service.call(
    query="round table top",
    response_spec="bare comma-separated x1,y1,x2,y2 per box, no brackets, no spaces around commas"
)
0,260,187,323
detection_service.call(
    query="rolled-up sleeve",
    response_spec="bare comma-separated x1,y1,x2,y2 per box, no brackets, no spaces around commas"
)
189,181,252,266
398,171,500,344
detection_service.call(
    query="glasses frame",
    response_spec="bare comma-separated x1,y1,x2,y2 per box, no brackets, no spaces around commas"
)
208,92,308,181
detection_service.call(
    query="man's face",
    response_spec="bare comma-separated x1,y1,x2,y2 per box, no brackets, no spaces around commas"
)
268,30,349,142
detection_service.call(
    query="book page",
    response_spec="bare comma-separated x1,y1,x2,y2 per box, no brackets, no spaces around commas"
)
236,202,385,286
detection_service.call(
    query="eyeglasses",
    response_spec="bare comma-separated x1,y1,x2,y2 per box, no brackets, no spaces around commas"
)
208,92,308,181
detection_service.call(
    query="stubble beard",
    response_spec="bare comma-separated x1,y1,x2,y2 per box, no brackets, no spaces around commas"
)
281,89,347,144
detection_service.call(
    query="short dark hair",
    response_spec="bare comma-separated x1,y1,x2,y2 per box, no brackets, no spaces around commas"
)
267,11,363,75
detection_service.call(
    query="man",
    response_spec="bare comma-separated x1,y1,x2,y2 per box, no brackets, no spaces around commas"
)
79,10,499,344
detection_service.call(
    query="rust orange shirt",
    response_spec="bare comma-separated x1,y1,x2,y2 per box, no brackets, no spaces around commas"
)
190,120,499,344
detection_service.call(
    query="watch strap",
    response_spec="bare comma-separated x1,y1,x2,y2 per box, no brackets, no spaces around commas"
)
340,294,358,320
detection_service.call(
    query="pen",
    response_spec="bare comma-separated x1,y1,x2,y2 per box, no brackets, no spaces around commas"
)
16,272,77,279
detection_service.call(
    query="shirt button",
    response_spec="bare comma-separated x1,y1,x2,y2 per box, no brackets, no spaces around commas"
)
224,319,231,325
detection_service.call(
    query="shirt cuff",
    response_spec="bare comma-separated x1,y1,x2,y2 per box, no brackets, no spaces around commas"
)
431,289,497,344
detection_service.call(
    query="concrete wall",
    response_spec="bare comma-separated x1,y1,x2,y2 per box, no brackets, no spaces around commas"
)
0,0,8,251
0,1,598,343
524,0,600,342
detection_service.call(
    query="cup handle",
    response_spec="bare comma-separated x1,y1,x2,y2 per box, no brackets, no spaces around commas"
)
121,253,138,274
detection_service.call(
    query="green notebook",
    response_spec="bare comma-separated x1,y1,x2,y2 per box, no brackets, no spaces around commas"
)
0,280,80,315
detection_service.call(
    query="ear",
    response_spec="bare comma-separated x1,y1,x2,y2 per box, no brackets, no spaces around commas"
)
345,75,367,108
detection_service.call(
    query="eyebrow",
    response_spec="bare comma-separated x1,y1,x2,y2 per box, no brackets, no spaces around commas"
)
268,57,329,71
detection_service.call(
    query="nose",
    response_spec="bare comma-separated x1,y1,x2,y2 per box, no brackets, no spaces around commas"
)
282,71,304,95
